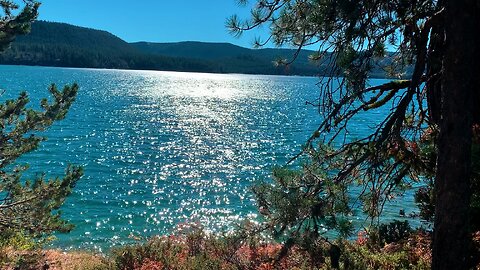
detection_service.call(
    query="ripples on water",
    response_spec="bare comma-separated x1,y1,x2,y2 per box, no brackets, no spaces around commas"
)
0,65,415,251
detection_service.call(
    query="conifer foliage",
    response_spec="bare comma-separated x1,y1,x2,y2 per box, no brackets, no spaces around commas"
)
0,0,82,235
229,0,480,268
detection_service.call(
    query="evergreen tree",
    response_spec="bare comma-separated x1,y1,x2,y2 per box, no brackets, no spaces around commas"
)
229,0,480,268
0,0,82,236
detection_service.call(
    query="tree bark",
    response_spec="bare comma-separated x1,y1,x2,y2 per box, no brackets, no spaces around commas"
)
426,0,444,126
432,0,479,269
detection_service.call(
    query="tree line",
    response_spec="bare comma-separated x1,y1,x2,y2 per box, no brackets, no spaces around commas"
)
0,20,406,77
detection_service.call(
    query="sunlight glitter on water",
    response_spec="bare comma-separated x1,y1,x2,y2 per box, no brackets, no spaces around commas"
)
0,66,418,251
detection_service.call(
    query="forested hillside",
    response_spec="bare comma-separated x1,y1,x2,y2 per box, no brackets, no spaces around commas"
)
0,21,216,72
131,41,328,75
0,21,400,77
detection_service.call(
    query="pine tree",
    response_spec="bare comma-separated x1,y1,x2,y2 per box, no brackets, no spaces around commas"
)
0,0,82,236
229,0,480,268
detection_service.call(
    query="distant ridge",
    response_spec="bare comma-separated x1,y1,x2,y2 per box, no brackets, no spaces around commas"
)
130,41,326,75
132,41,252,60
0,21,215,72
0,21,398,77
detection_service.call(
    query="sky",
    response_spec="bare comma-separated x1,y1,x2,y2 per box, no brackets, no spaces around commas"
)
36,0,272,48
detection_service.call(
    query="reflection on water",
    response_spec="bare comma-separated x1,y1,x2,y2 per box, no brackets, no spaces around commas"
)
0,66,416,251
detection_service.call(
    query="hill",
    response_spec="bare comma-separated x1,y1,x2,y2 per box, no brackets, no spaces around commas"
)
0,21,401,77
131,41,328,75
0,21,216,72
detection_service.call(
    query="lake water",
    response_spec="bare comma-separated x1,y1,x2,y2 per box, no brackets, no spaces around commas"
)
0,65,417,251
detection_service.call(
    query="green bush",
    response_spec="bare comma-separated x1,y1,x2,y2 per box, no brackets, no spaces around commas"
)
378,220,413,244
340,241,429,270
368,220,413,247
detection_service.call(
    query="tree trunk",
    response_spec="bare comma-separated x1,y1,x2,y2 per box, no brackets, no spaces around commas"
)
432,0,479,269
425,0,444,126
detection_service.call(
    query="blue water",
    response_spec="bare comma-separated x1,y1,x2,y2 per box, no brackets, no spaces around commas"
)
0,65,418,251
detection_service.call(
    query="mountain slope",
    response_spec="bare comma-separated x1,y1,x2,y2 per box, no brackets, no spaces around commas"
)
132,41,251,60
0,21,216,72
0,21,402,77
16,21,137,55
131,41,326,75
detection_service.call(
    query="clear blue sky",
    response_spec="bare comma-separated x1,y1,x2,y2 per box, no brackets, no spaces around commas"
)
37,0,272,48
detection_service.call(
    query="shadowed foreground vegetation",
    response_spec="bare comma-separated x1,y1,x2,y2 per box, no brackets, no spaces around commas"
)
1,222,437,270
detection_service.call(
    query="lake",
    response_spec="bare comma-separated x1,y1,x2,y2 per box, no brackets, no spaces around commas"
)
0,65,417,251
